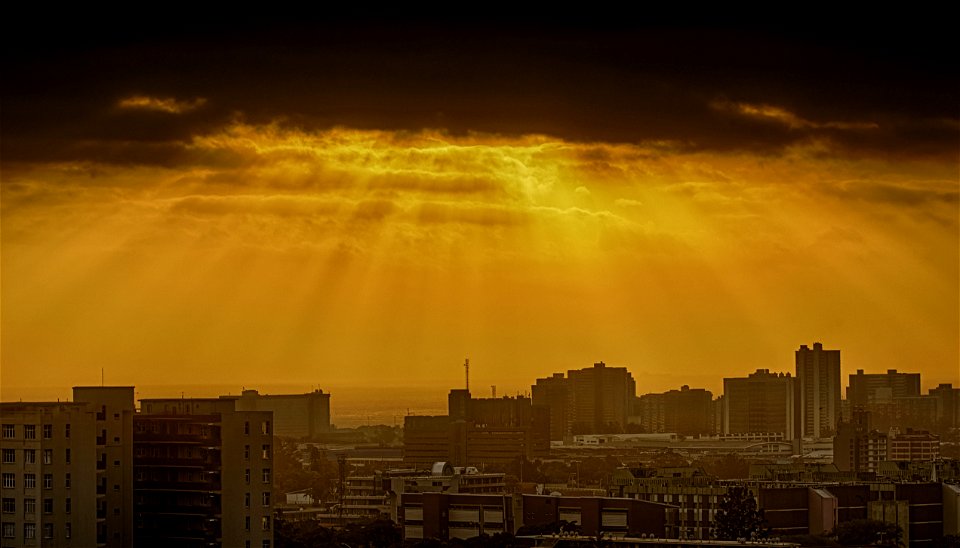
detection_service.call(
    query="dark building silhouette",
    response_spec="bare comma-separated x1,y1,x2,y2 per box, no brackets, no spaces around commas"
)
403,391,549,467
834,409,888,474
134,398,273,548
532,361,636,437
722,369,797,439
636,385,714,436
530,373,570,441
847,369,921,406
796,342,841,438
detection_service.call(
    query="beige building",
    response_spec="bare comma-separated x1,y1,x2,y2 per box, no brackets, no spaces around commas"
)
72,387,135,548
225,389,331,439
1,402,98,548
136,398,274,548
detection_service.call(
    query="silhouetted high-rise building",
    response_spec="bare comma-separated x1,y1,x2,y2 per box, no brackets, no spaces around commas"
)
567,362,636,434
723,369,797,439
796,342,841,438
403,391,549,467
135,398,273,548
531,373,570,441
636,385,714,436
847,369,920,407
532,362,636,437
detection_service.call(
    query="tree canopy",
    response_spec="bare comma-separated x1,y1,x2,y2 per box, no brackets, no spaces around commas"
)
714,486,768,541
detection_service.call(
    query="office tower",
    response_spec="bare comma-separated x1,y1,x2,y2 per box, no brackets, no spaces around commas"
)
722,369,797,439
72,386,135,548
1,402,98,546
847,369,921,406
796,342,841,438
225,389,331,439
135,398,273,548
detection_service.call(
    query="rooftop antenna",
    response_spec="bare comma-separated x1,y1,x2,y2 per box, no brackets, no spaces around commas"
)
492,385,496,398
101,367,104,387
464,358,470,391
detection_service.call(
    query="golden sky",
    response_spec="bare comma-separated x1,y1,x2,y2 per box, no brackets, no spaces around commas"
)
2,23,957,399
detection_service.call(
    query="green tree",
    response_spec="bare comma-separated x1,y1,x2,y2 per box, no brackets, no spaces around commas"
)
714,486,767,540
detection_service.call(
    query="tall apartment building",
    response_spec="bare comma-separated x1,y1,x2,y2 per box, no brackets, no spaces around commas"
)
636,386,714,436
135,398,273,548
796,342,841,439
403,391,549,467
847,369,921,406
72,387,135,548
223,389,331,439
1,402,98,547
530,374,570,441
532,362,636,436
722,369,797,440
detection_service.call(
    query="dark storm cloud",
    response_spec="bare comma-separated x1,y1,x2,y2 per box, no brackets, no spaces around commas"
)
3,20,957,165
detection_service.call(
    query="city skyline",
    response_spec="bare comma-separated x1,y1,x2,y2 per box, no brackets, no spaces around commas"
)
3,21,958,400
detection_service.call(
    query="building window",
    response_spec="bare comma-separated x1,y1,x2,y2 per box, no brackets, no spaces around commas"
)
24,425,36,440
65,474,71,489
262,516,270,531
1,474,13,489
244,445,250,460
43,499,53,514
1,499,14,514
261,421,271,435
244,492,250,508
245,469,250,485
262,492,271,507
65,498,71,514
262,469,271,483
246,542,251,548
24,450,35,464
42,449,52,465
244,421,250,435
65,522,71,539
1,450,13,464
42,425,52,439
43,523,53,539
42,474,53,490
262,444,271,459
66,449,71,464
1,522,13,538
24,474,35,489
65,424,70,439
244,516,250,531
23,499,35,515
263,540,271,548
24,522,35,539
1,425,14,439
